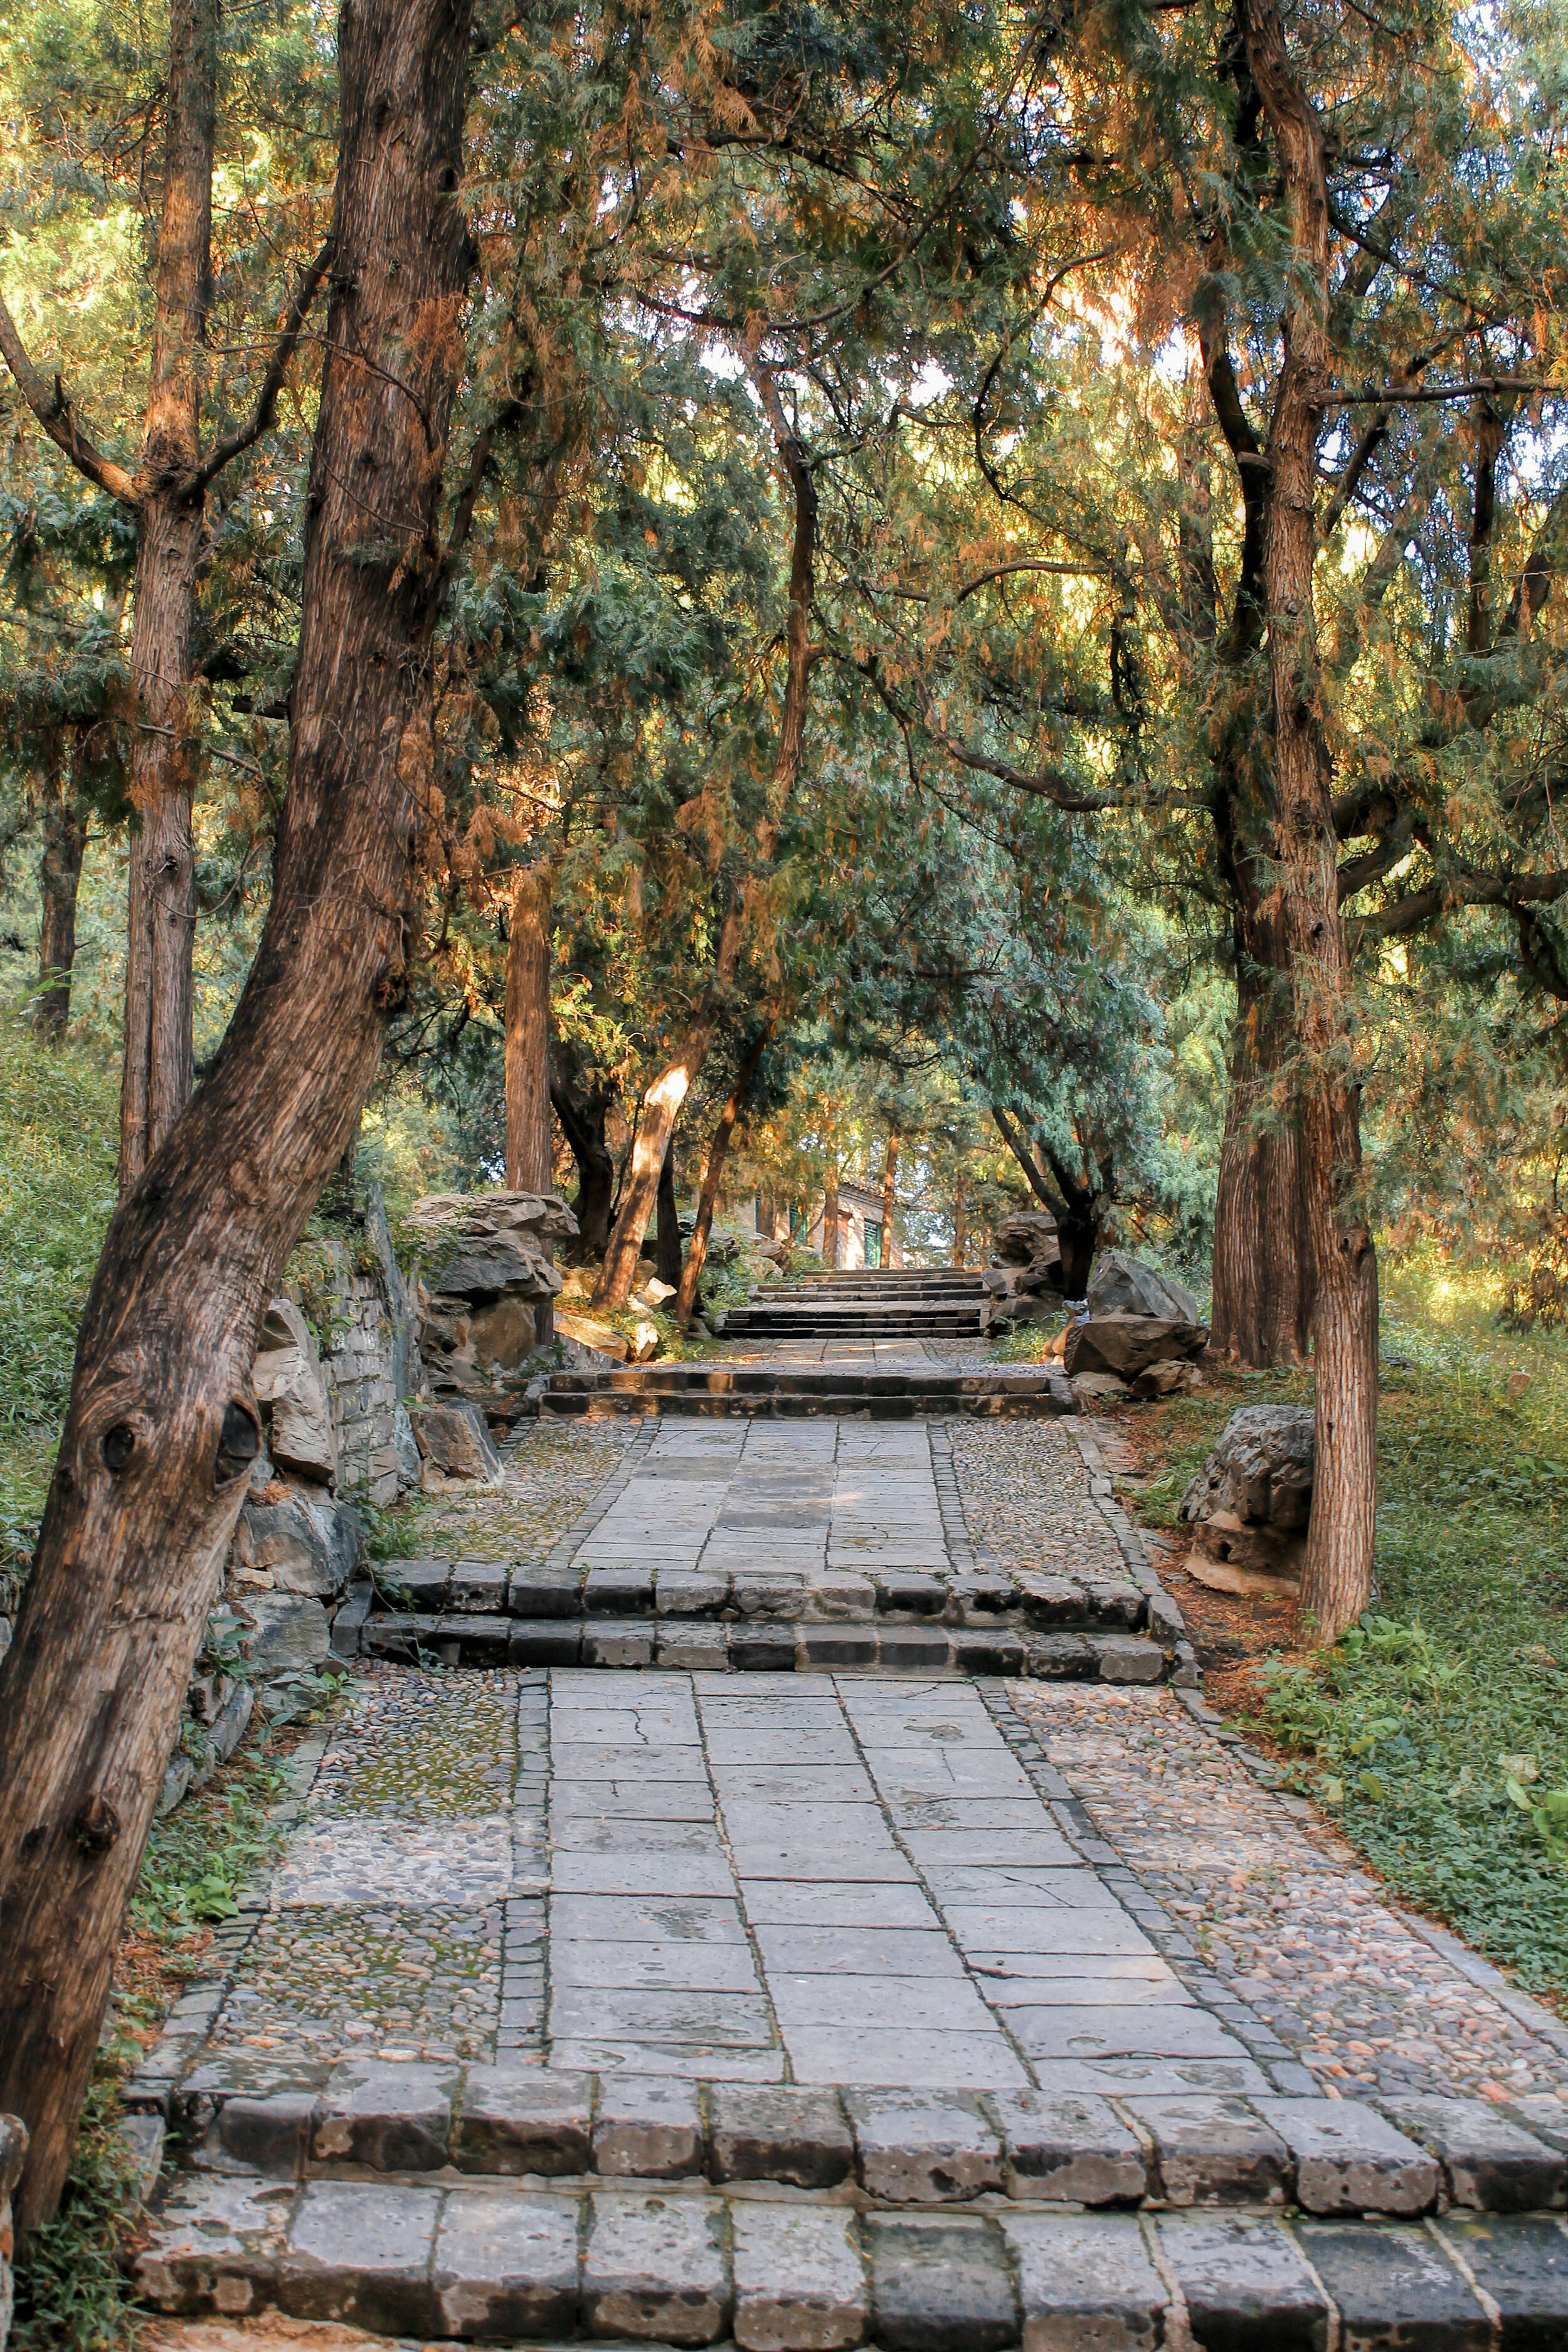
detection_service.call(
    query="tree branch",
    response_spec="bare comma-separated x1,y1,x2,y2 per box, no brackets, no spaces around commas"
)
185,239,335,497
0,293,139,506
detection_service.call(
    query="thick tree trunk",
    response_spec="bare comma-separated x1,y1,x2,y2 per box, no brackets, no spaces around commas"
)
550,1068,615,1258
505,861,554,1193
677,1028,770,1323
951,1172,966,1268
34,731,87,1044
655,1138,682,1290
0,0,474,2230
118,0,216,1194
879,1133,899,1268
1244,0,1378,1641
1210,925,1315,1364
822,1168,839,1269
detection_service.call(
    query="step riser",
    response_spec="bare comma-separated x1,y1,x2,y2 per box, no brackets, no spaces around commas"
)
541,1394,1060,1419
353,1619,1168,1681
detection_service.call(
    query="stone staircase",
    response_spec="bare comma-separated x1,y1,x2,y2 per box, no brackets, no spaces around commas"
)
133,2062,1568,2343
719,1268,990,1341
532,1364,1069,1421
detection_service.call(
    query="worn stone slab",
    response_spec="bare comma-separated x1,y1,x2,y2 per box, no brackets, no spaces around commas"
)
988,2089,1147,2205
863,2214,1017,2352
1379,2095,1568,2213
846,2088,1004,2202
208,2090,317,2178
1254,2098,1439,2217
507,1564,582,1617
132,2178,294,2316
1120,2095,1291,2207
591,2077,705,2178
509,1618,583,1663
311,2059,455,2172
278,2181,442,2336
452,2065,593,2176
452,1560,509,1613
582,2189,731,2346
709,2084,854,2188
1155,2213,1331,2352
732,2204,867,2351
1000,2212,1167,2351
1433,2214,1568,2344
1296,2220,1490,2351
432,2185,580,2338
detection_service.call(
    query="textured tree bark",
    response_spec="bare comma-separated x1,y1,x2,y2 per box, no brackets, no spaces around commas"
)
34,731,88,1044
655,1138,682,1290
677,1027,770,1323
879,1133,899,1268
549,1066,615,1257
1243,0,1378,1640
822,1167,840,1270
505,861,554,1193
117,0,217,1193
1209,921,1315,1364
951,1172,966,1268
593,373,817,1311
0,0,474,2230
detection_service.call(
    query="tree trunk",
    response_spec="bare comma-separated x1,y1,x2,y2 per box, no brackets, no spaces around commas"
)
550,1069,614,1258
118,0,217,1194
951,1172,967,1268
822,1167,839,1269
0,0,474,2231
655,1136,682,1290
1209,918,1315,1364
34,731,87,1044
593,370,818,1312
505,861,554,1193
1243,0,1378,1641
677,1028,770,1323
879,1133,899,1268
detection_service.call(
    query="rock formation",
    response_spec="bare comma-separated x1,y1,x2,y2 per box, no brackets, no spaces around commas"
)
1179,1403,1315,1584
409,1190,576,1400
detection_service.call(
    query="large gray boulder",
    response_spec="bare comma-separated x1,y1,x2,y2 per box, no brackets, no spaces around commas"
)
253,1298,337,1485
410,1399,506,1488
1088,1251,1200,1324
1065,1313,1208,1380
232,1490,362,1596
1179,1402,1315,1579
240,1592,331,1677
409,1190,576,1396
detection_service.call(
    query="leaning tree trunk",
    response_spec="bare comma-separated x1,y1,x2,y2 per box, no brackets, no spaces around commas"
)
822,1167,839,1270
1245,0,1378,1641
118,0,217,1194
0,0,474,2230
655,1137,682,1290
1209,917,1315,1364
676,1026,770,1323
34,730,87,1044
505,860,554,1192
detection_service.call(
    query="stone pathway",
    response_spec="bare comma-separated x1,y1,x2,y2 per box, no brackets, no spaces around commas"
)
132,1390,1568,2343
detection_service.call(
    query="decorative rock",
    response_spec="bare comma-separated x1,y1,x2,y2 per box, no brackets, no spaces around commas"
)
1094,1636,1165,1684
1070,1372,1128,1408
278,2180,442,2336
1254,2099,1438,2217
432,2185,578,2340
1297,2221,1490,2349
1379,2096,1568,2213
582,2189,730,2346
1155,2213,1330,2350
312,2058,455,2172
410,1401,505,1488
1088,1253,1200,1323
1065,1315,1208,1380
452,2065,593,2177
847,2089,1004,2203
1000,2212,1167,2351
732,2204,867,2352
591,2077,704,2179
234,1491,361,1597
709,2085,854,2190
1130,1357,1199,1400
253,1300,338,1485
1178,1404,1315,1579
863,2214,1017,2352
988,2089,1147,2205
556,1310,630,1362
393,1402,422,1488
992,1210,1062,1281
240,1593,330,1677
1121,2095,1291,2207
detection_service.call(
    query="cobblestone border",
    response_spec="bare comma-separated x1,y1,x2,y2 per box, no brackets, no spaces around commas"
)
977,1679,1318,2097
1071,1421,1199,1687
926,1421,983,1574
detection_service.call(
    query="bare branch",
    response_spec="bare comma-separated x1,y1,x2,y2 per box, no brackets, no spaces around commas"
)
0,293,139,506
186,239,334,495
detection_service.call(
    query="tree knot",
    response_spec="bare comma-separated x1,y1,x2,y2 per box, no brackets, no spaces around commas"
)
68,1796,120,1857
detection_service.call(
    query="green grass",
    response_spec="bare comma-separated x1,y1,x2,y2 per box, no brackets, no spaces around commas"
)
1129,1266,1568,2008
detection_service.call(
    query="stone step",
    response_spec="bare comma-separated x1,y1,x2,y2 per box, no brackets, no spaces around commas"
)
349,1611,1172,1681
140,2069,1568,2217
133,2142,1568,2343
533,1369,1067,1419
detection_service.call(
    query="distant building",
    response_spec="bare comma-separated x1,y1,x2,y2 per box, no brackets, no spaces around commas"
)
734,1182,901,1267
